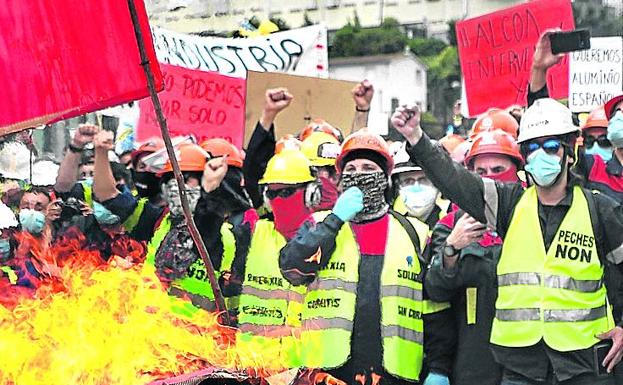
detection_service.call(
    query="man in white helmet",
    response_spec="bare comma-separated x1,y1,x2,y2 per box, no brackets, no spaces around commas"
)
392,98,623,385
390,142,444,229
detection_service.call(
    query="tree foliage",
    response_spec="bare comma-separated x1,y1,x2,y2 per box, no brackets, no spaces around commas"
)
408,38,447,57
573,0,623,37
330,17,408,58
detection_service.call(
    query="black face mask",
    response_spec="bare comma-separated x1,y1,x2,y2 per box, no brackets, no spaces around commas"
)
340,171,389,222
132,171,160,198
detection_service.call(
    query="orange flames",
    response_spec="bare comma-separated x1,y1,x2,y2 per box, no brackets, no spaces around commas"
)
0,231,291,385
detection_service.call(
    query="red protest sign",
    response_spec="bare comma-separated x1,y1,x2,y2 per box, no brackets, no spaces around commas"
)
137,64,246,148
456,0,574,116
0,0,162,135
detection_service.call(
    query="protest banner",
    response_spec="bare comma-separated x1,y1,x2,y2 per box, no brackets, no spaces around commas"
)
456,0,574,117
137,63,246,148
151,25,329,79
245,71,357,145
569,36,623,113
0,0,162,135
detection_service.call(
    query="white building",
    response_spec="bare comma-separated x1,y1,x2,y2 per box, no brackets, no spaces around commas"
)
329,51,427,135
146,0,520,39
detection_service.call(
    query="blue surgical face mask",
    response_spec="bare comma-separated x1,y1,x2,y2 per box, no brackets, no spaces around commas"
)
81,177,94,187
585,144,613,162
607,111,623,149
19,209,46,235
524,149,562,187
93,202,120,226
0,239,11,261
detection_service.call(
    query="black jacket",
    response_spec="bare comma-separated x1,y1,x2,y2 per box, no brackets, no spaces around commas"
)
426,209,503,385
407,134,623,382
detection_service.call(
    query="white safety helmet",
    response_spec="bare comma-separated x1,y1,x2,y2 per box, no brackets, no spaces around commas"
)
518,98,578,143
0,202,18,230
389,141,421,175
31,160,60,187
0,142,31,181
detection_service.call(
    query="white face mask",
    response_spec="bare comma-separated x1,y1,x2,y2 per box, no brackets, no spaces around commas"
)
400,183,439,221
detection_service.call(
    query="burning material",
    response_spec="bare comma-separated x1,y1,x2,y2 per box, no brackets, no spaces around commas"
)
0,235,292,385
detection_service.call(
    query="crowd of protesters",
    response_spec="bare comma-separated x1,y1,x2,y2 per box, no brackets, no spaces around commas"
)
2,30,623,385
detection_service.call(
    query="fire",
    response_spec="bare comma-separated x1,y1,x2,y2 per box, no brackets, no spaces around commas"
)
0,231,292,385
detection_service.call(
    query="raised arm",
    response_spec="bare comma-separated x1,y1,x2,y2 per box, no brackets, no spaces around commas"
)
391,106,489,225
351,79,374,133
243,88,293,208
92,130,119,202
54,124,98,193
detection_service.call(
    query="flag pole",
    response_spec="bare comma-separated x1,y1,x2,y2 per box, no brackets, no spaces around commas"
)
126,0,229,324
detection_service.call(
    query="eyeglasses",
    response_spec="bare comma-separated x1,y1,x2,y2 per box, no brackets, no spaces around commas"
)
265,187,299,200
524,138,562,155
584,135,611,149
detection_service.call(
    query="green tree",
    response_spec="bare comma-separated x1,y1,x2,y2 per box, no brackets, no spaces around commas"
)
408,38,447,57
573,0,623,37
330,17,407,58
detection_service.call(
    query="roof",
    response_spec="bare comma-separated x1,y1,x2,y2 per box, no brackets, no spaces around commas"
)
329,52,428,69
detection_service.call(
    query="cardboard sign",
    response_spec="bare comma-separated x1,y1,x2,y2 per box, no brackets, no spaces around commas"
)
245,71,357,146
137,63,246,148
151,25,328,79
569,37,623,113
0,0,162,135
456,0,574,116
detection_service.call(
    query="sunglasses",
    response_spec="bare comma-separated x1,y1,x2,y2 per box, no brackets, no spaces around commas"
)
265,187,299,200
584,135,611,149
524,138,562,155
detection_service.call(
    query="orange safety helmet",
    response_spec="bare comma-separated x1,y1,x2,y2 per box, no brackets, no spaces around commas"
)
582,106,609,131
335,129,394,174
299,118,343,143
470,109,519,140
439,134,466,155
275,134,302,154
464,130,524,168
200,138,244,168
158,143,207,176
131,137,165,165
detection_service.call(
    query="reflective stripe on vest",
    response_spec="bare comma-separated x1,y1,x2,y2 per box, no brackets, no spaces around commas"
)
145,213,225,307
423,300,451,314
237,219,305,368
491,186,612,351
123,198,146,233
302,212,425,381
219,222,240,312
81,182,93,207
1,266,17,285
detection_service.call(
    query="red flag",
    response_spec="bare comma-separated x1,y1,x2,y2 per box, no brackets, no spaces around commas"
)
0,0,162,135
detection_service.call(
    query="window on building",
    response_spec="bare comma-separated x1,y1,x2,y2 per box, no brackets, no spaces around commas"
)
327,0,341,9
416,70,423,86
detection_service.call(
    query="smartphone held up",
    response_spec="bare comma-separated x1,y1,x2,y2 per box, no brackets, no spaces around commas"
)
549,29,591,55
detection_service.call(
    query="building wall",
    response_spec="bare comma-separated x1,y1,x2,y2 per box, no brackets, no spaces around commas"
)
329,55,427,134
146,0,521,36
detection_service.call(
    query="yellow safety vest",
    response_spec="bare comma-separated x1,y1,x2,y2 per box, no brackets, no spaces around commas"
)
301,213,425,381
491,186,613,351
80,182,146,233
145,214,235,315
237,219,305,368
